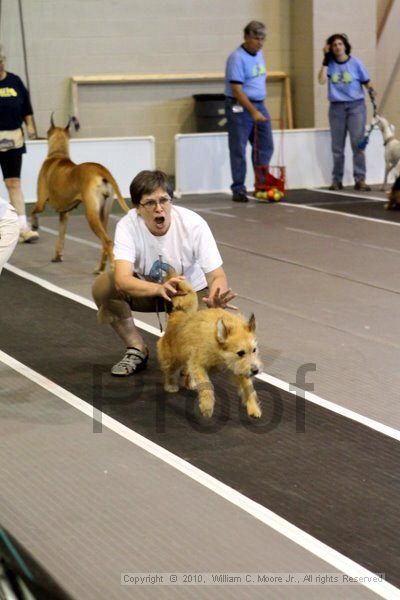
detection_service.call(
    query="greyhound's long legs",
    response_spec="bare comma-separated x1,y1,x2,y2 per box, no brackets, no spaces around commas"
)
83,189,113,274
97,194,114,273
52,211,69,262
31,174,49,230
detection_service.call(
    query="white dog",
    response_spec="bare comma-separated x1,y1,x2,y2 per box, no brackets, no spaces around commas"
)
372,115,400,190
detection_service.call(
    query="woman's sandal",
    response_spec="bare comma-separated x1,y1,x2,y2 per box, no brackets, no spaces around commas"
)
111,347,148,376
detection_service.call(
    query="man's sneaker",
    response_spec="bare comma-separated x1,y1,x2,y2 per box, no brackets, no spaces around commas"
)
232,192,249,203
328,181,343,191
354,179,371,191
111,347,148,376
19,228,39,243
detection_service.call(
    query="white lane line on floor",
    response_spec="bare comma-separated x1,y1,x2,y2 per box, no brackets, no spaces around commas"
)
109,206,236,220
197,210,237,219
285,227,400,255
4,264,161,337
0,349,398,600
310,199,381,206
38,224,400,294
282,202,400,227
169,205,249,220
38,226,102,249
5,262,400,444
307,187,387,202
257,372,400,442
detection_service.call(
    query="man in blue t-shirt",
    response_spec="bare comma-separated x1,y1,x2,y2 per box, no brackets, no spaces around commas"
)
224,21,274,202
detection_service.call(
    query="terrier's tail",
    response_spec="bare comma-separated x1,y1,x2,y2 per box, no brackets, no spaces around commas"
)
166,269,198,313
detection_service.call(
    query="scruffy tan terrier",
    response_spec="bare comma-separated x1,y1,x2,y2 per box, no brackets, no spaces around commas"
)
156,275,262,419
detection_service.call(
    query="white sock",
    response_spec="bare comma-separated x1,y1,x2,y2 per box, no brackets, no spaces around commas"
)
18,214,28,230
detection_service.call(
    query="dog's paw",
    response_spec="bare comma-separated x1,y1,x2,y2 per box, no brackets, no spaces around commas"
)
199,399,214,418
247,401,262,419
164,383,179,393
179,369,196,390
51,255,63,263
185,375,197,390
384,202,397,210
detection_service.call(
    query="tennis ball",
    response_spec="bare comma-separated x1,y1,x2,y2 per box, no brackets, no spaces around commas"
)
273,191,281,201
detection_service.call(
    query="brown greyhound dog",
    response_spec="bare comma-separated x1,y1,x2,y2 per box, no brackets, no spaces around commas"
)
31,116,130,273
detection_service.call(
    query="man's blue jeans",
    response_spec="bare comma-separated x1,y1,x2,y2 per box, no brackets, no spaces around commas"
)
329,99,367,183
225,98,274,194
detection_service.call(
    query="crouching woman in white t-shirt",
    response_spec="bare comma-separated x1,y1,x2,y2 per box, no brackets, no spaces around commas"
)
0,197,19,275
92,170,237,376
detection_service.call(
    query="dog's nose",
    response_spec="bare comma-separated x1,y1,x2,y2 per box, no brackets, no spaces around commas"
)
251,367,259,376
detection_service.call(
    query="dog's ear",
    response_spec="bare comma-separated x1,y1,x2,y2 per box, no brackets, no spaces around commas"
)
65,116,72,131
248,313,256,332
216,318,229,343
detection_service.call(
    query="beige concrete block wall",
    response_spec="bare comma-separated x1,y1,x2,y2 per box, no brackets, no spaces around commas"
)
4,0,396,176
376,0,400,133
290,0,314,128
0,0,291,175
313,0,377,128
377,0,392,33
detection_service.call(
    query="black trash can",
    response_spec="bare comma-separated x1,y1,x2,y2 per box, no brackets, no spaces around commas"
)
193,94,227,133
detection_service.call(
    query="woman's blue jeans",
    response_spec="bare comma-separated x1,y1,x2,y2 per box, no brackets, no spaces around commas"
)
225,99,274,194
329,99,367,183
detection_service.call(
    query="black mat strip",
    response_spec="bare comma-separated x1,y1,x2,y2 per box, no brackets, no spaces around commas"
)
1,271,400,587
285,189,400,223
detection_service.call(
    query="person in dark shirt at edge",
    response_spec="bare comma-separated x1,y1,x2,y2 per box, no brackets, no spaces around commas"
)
0,44,38,242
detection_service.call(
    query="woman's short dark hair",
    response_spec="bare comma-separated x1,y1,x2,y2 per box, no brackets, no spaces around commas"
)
327,33,351,55
129,170,174,206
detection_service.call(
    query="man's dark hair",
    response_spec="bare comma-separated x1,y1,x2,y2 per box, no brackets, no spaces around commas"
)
129,170,174,206
327,33,351,56
244,20,266,38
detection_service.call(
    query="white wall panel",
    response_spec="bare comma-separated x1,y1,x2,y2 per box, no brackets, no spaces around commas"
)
175,129,386,195
0,137,155,203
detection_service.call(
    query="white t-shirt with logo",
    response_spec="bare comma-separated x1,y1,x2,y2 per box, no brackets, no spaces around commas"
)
113,206,222,291
0,197,9,220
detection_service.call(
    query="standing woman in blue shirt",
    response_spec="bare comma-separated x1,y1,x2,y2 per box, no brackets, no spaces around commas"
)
0,45,38,242
318,33,376,191
224,21,274,202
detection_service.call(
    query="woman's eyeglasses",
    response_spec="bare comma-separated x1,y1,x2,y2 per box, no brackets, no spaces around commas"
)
139,196,171,210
